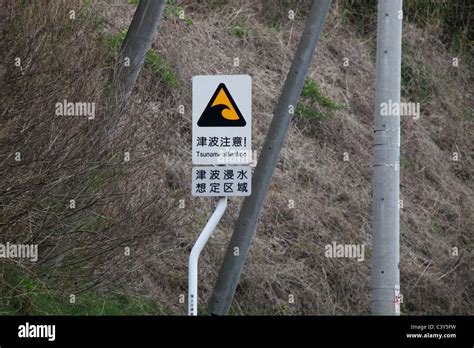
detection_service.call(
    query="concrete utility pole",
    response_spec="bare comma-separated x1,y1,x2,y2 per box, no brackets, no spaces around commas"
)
108,0,167,143
114,0,166,100
207,0,332,315
371,0,403,315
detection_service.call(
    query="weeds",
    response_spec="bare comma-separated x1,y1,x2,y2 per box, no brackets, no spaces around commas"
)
0,263,168,315
338,0,473,67
1,1,178,311
106,29,178,87
296,78,345,122
401,39,435,103
145,48,178,87
229,26,248,38
163,0,193,25
431,222,446,235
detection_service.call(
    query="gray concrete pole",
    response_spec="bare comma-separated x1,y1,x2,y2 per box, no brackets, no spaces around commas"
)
114,0,166,99
207,0,332,315
108,0,167,145
371,0,403,315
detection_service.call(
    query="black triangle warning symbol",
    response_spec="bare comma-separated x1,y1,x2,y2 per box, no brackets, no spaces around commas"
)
197,83,246,127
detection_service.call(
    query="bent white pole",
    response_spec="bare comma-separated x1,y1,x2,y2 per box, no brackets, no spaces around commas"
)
188,197,228,316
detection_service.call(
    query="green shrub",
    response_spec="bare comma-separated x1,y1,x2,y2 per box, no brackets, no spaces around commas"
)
229,26,248,38
296,78,345,122
145,48,178,87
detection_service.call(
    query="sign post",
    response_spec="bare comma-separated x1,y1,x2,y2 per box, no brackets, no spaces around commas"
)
189,75,252,315
188,196,227,316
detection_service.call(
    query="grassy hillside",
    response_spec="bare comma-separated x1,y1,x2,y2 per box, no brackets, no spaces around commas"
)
0,0,472,315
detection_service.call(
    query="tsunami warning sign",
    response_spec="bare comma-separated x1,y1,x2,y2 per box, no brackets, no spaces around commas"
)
192,75,251,165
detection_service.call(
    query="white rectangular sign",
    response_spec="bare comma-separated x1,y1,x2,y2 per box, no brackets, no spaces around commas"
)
191,166,251,197
192,75,251,165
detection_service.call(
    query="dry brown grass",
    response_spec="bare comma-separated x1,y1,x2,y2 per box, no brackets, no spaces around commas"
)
0,0,182,297
1,0,472,315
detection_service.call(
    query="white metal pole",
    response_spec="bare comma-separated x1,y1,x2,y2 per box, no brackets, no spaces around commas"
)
371,0,403,315
188,197,228,316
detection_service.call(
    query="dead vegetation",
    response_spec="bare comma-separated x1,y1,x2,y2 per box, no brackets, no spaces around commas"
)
0,0,472,315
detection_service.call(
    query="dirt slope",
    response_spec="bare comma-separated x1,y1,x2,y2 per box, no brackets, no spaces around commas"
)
94,0,473,314
1,0,472,315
